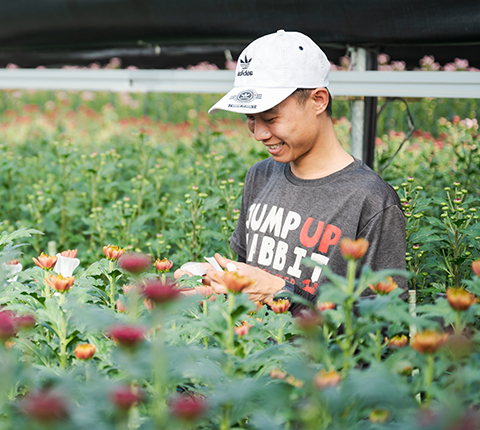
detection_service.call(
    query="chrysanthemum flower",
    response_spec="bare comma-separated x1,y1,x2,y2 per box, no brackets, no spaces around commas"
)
33,252,57,270
103,245,125,261
45,274,75,293
170,395,208,422
447,287,477,311
218,271,254,294
369,277,398,295
271,299,290,314
142,279,180,304
313,369,341,389
411,330,449,354
118,253,151,274
339,238,369,260
155,258,173,273
109,324,146,348
74,343,96,360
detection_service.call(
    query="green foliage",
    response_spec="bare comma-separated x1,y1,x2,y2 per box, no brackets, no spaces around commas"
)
0,90,480,428
1,228,480,428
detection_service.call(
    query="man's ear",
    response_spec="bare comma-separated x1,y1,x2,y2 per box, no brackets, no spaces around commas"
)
311,88,329,115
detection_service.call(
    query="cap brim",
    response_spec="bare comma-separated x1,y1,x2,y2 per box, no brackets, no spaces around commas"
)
208,87,297,114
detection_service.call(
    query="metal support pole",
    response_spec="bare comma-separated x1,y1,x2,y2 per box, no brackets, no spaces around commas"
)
350,48,367,160
363,50,378,168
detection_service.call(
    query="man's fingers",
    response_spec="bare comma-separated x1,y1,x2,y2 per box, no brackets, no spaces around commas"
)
214,253,234,269
179,289,197,297
206,269,222,283
210,280,228,295
174,269,189,279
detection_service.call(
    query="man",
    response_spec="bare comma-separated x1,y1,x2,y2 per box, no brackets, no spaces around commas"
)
175,30,406,309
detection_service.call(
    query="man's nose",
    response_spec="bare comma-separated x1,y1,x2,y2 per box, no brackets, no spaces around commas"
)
253,120,271,142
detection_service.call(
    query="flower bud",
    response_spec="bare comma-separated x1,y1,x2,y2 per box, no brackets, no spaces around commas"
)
195,285,214,299
109,324,146,348
317,301,335,312
271,299,290,314
74,343,96,360
21,389,69,422
33,252,57,269
155,258,173,273
13,314,36,330
218,271,254,294
60,249,78,258
286,375,304,388
110,386,144,411
234,321,251,337
170,395,208,422
447,287,477,311
411,330,449,354
6,259,19,265
472,260,480,277
387,334,408,349
122,284,137,295
144,297,155,310
270,369,287,380
142,279,180,304
313,369,341,389
369,277,398,295
295,309,322,332
118,253,151,274
103,244,125,261
45,274,75,293
339,238,369,260
116,299,127,313
0,311,17,341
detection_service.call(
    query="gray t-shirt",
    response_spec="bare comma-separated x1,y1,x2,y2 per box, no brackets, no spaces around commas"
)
230,157,406,302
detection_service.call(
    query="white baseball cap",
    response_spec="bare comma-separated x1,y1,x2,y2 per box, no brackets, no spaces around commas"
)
209,29,330,114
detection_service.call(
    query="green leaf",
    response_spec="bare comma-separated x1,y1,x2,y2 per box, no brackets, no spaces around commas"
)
0,227,43,247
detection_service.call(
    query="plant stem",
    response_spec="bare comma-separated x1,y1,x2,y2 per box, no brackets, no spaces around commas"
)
455,311,462,335
342,259,357,374
375,328,382,361
58,293,68,370
152,309,167,428
44,269,50,297
108,260,116,309
424,354,435,406
203,299,208,348
277,323,285,345
226,294,236,354
220,404,231,430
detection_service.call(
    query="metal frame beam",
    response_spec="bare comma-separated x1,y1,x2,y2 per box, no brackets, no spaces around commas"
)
0,69,479,98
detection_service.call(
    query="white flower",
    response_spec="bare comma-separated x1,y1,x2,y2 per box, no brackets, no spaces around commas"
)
54,254,80,278
2,261,22,282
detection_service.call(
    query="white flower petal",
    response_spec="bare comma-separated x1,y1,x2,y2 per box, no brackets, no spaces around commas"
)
54,254,80,278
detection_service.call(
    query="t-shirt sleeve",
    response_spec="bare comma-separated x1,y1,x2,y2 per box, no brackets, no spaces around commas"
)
358,204,407,294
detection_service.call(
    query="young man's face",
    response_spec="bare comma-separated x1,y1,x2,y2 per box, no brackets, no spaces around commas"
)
245,92,322,165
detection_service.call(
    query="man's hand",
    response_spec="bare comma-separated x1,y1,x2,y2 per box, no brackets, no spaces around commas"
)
206,253,285,306
173,262,215,297
174,262,214,283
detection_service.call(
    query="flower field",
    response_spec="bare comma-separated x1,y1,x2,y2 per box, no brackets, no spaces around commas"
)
0,89,480,429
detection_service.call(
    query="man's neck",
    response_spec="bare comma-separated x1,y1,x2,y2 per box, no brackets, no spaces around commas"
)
289,120,354,180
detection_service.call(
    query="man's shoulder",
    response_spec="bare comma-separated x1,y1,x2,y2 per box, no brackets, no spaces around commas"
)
245,157,282,182
344,159,401,207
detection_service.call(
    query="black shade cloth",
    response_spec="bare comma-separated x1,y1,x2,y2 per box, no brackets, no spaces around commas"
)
1,0,480,68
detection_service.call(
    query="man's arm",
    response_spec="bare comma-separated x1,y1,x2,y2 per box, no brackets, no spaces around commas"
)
236,252,313,314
